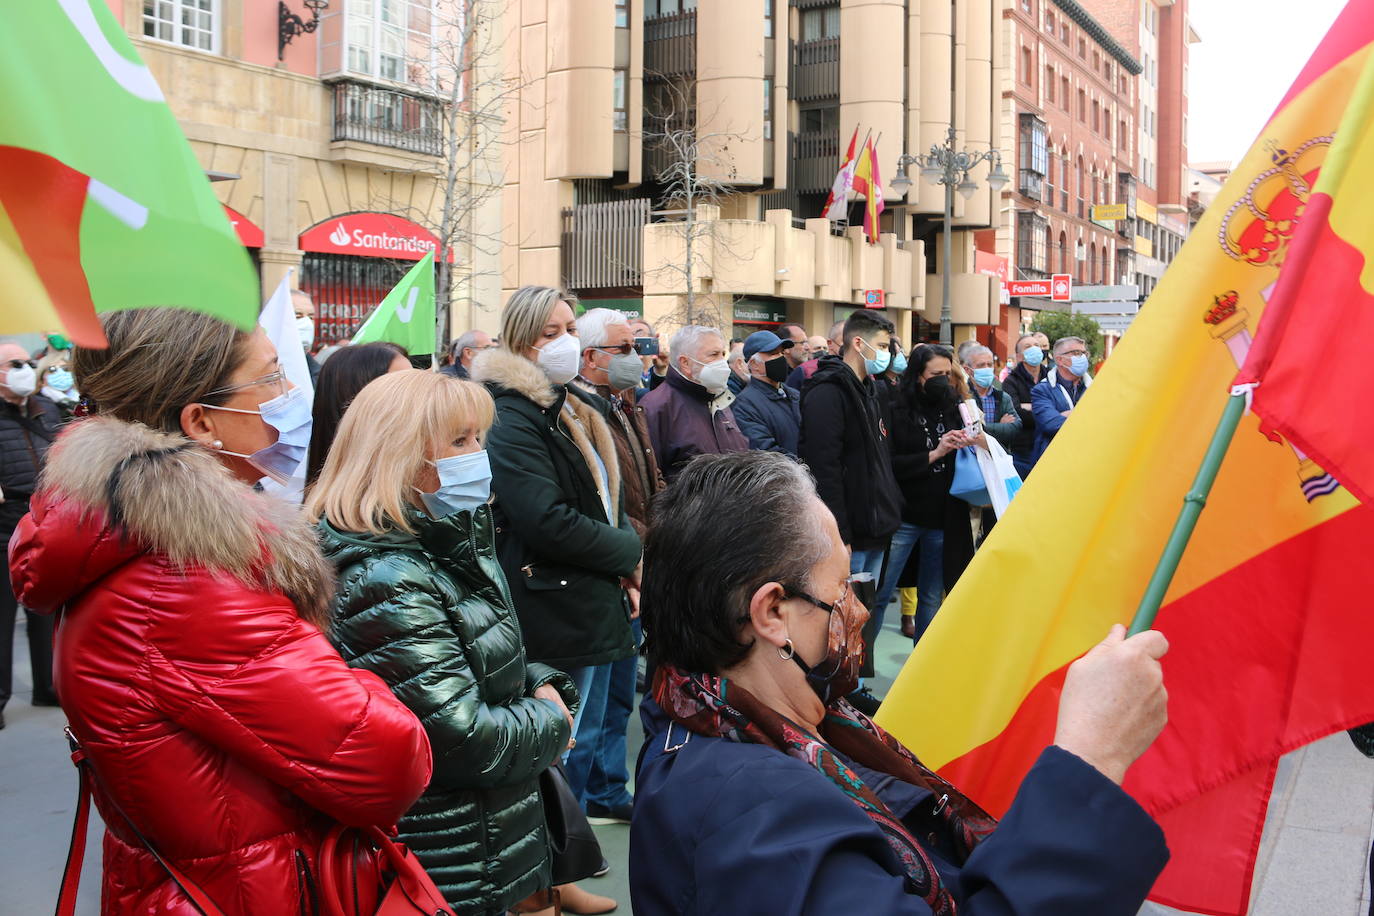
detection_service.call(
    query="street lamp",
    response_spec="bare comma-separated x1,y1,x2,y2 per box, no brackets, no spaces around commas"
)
890,127,1008,346
279,0,328,61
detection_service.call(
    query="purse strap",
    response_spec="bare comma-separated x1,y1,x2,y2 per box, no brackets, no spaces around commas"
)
57,727,227,916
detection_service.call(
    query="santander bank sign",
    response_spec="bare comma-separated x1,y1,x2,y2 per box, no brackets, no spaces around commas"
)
299,212,456,262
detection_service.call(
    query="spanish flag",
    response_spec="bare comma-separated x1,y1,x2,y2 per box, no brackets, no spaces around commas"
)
876,4,1374,914
0,0,258,347
853,137,885,245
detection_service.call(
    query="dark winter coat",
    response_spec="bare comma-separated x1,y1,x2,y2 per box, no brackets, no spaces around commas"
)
0,393,61,530
1000,363,1046,456
472,348,641,670
1030,368,1091,465
640,368,749,482
318,508,576,915
10,418,431,916
796,356,903,550
889,392,977,588
630,700,1169,915
730,378,802,457
572,378,665,535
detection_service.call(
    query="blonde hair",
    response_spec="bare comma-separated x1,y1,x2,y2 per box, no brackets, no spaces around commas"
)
500,285,578,356
306,370,495,536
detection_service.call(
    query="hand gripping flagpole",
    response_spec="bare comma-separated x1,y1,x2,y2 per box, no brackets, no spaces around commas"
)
1127,388,1250,636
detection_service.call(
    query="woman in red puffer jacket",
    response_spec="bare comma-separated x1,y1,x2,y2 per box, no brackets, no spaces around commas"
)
9,308,432,915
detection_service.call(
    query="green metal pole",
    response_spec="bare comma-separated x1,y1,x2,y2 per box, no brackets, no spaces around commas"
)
1127,391,1249,635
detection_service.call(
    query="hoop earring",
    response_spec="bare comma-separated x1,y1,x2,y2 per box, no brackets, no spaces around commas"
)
777,638,795,660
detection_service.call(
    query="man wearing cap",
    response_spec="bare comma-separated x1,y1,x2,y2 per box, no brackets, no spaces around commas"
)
730,330,803,458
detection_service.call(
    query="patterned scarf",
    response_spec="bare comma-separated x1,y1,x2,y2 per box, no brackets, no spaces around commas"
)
654,666,998,916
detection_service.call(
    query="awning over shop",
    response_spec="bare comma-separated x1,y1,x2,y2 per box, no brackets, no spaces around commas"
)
224,204,263,248
299,212,456,262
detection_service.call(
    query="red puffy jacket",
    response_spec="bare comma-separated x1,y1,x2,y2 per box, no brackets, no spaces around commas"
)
9,417,433,915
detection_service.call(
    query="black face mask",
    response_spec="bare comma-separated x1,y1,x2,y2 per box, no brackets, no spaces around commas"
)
764,355,790,384
921,374,954,404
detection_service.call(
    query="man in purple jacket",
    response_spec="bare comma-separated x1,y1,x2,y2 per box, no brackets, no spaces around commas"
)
640,325,749,481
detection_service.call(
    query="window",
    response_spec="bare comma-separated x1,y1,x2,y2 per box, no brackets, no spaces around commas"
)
346,1,434,86
1021,47,1033,85
1105,115,1112,142
1061,22,1069,41
613,71,627,131
1061,76,1070,109
1078,37,1086,58
1092,51,1100,72
801,7,840,41
800,105,839,134
1092,99,1100,132
143,0,216,52
1061,155,1070,210
764,0,773,38
1078,88,1086,121
616,0,628,27
1045,152,1056,206
763,78,773,139
1045,11,1055,33
1076,156,1086,217
1016,211,1050,275
1018,114,1049,200
1044,65,1055,103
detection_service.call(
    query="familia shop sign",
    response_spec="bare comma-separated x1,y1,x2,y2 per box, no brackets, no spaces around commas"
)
299,212,457,262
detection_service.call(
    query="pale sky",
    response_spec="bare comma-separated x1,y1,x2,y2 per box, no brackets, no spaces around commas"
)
1187,0,1348,165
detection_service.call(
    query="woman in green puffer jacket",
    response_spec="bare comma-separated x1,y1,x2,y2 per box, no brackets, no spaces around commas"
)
306,369,577,916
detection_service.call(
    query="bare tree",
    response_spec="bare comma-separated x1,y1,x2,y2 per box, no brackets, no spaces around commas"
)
641,76,753,331
360,0,530,354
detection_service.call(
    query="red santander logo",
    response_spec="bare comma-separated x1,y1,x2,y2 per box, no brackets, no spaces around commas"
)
300,212,456,262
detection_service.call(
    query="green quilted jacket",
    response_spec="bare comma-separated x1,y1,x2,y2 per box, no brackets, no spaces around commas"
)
317,505,576,916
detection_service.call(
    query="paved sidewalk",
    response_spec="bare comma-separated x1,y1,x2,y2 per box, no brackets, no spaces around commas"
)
3,612,1371,913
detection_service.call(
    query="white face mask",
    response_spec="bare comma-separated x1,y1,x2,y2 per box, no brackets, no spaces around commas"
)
296,315,315,350
5,364,37,398
537,332,581,385
687,355,732,395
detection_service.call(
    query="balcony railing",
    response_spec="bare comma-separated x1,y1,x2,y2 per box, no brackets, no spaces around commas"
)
794,129,840,193
561,199,652,291
645,10,697,78
792,38,839,101
332,80,443,156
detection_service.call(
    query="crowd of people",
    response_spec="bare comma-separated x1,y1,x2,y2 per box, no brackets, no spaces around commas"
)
0,290,1177,915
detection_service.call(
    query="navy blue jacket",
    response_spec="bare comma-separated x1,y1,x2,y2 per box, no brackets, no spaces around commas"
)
630,700,1167,915
730,378,802,457
1029,368,1091,465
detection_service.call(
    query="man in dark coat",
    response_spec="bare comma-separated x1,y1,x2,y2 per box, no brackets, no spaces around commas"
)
0,342,62,727
731,330,802,457
787,319,845,391
640,325,749,481
1002,332,1049,477
572,307,667,825
796,310,903,585
1030,336,1092,466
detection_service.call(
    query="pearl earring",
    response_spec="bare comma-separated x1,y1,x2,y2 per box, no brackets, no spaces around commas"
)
212,440,223,450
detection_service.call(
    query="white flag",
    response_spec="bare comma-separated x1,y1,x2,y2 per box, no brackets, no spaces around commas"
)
258,270,312,503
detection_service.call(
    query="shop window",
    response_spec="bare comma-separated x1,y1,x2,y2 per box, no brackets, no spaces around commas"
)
143,0,216,53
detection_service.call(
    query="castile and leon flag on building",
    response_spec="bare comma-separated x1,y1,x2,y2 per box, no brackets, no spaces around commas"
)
877,3,1374,914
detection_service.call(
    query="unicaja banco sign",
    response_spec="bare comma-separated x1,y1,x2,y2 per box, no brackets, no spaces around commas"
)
300,212,456,262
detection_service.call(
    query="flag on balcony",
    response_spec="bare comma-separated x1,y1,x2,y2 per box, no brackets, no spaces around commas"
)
0,0,258,347
353,252,436,356
823,127,861,221
854,136,885,244
875,4,1374,914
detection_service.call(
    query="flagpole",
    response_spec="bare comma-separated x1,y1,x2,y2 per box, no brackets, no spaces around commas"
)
1127,390,1249,635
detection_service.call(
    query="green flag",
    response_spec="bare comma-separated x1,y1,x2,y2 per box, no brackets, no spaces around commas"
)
352,253,436,355
0,0,258,346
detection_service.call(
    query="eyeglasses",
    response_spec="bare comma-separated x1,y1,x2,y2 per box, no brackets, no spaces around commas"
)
785,577,855,616
592,344,637,357
1059,349,1088,357
204,369,287,399
4,359,36,370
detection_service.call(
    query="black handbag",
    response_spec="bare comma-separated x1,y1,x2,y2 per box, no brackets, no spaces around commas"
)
539,762,604,885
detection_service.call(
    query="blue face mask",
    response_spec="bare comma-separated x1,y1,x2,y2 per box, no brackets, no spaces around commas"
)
47,368,75,392
1068,354,1090,377
861,339,891,376
203,385,313,485
419,450,492,517
890,351,908,374
971,367,996,389
1022,346,1044,367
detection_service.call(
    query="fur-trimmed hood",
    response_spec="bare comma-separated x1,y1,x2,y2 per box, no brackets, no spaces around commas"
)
471,348,622,523
12,416,334,625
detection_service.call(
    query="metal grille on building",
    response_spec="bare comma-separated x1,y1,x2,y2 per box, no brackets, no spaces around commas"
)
300,253,416,345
